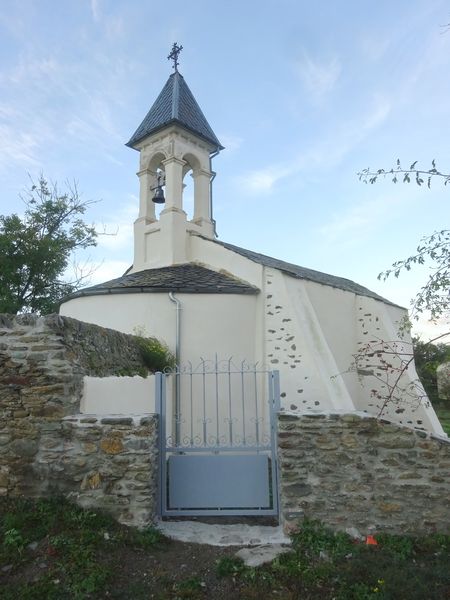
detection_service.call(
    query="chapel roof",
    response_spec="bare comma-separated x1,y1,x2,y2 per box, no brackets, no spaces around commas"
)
63,264,258,300
207,238,401,307
126,71,223,151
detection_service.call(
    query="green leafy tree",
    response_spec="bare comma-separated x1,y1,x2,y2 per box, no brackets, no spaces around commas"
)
0,176,97,315
413,337,450,404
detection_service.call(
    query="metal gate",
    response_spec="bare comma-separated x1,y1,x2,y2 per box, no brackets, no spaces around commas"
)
155,359,280,517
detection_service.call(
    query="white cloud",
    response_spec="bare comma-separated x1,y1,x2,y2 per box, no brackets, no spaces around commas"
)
96,197,137,252
295,53,341,100
90,0,101,22
88,260,132,285
218,134,243,152
238,97,391,194
0,124,42,168
239,168,289,194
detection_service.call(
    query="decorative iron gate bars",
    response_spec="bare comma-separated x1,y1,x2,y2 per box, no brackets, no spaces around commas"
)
155,359,280,517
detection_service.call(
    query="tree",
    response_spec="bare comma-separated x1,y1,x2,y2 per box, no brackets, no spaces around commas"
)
358,160,449,322
351,159,449,423
413,337,450,404
0,176,97,315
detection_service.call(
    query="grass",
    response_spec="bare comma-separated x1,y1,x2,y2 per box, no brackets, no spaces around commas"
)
1,499,449,599
214,519,450,600
0,497,166,599
434,403,450,435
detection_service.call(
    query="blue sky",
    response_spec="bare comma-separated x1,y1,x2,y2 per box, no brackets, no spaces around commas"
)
0,0,449,338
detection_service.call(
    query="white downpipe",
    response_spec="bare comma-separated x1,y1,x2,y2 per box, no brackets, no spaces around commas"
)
169,292,181,445
209,150,220,237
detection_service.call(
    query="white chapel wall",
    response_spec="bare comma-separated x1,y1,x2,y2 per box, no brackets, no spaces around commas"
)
60,292,260,366
81,375,155,414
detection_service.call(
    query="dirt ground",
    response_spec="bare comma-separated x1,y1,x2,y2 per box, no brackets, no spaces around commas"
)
104,539,276,599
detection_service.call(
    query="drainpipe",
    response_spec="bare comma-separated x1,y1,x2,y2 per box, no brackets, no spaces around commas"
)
169,292,181,446
209,150,220,238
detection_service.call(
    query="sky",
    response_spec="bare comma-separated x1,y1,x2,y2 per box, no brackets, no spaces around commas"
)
0,0,449,339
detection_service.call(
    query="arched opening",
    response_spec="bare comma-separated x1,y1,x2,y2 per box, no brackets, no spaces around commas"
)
182,163,195,221
182,152,204,222
147,152,166,220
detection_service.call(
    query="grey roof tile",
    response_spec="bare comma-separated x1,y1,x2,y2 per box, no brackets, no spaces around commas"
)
127,72,223,150
207,238,402,307
64,264,258,300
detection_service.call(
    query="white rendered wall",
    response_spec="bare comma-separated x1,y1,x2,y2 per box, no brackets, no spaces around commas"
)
60,292,260,367
60,237,445,435
81,375,155,414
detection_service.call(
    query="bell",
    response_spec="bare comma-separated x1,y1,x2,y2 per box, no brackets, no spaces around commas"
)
152,185,165,204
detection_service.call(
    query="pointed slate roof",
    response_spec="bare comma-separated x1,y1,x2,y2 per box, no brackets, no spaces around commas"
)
126,72,223,151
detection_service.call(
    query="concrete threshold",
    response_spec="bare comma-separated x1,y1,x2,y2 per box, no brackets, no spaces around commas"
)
156,519,291,547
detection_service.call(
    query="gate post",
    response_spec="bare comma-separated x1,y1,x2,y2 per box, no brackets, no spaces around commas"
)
270,370,281,516
155,372,165,517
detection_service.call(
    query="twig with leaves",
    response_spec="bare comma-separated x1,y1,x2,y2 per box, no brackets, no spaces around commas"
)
350,333,449,418
358,159,450,188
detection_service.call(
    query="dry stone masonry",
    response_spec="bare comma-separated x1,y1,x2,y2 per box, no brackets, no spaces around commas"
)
279,412,450,535
2,313,449,533
0,314,159,526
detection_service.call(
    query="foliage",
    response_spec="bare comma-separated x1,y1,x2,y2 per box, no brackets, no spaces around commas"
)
135,335,176,372
413,337,450,403
215,556,247,578
358,159,450,187
0,497,166,600
128,525,165,549
0,176,97,315
1,501,449,599
378,230,449,321
358,159,449,322
218,519,450,600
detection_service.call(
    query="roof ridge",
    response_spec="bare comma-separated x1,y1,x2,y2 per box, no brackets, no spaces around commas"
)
171,71,179,119
192,234,402,308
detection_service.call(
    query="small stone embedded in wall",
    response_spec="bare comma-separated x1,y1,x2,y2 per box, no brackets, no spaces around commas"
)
100,436,125,455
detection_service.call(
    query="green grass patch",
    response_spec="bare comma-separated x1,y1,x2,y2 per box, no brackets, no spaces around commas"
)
0,497,166,599
434,404,450,435
218,519,450,600
1,501,449,599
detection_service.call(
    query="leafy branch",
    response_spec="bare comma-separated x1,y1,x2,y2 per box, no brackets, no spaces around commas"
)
378,230,450,320
0,175,99,315
358,159,450,188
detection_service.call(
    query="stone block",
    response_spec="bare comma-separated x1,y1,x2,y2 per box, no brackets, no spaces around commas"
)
100,437,125,454
11,439,38,457
283,483,312,497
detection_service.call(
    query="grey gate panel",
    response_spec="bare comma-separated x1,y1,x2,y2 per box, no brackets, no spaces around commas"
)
156,359,280,517
168,454,270,509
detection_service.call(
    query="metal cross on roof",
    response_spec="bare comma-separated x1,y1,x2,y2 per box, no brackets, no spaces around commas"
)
167,42,183,72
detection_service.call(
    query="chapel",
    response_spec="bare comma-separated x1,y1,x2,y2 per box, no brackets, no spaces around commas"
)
59,45,444,437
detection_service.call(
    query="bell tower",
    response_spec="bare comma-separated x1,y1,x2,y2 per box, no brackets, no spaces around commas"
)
126,44,223,272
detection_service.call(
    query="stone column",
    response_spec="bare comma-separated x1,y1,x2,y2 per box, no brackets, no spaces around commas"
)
161,157,186,212
192,168,212,222
137,169,156,222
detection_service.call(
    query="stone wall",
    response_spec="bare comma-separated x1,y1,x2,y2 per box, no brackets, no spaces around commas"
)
0,314,159,526
279,413,450,535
